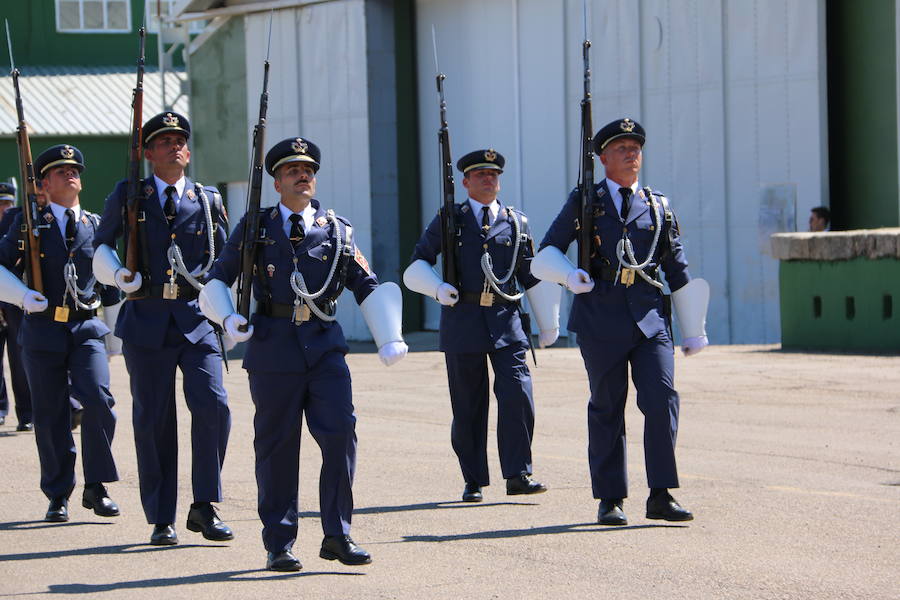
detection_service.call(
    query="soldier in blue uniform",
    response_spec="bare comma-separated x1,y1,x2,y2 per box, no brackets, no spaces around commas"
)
0,145,120,522
0,181,27,430
403,149,561,503
532,118,709,525
199,137,407,571
92,112,233,545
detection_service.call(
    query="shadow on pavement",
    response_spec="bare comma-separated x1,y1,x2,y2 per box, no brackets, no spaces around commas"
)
0,543,229,562
298,500,539,519
46,570,364,594
401,522,687,543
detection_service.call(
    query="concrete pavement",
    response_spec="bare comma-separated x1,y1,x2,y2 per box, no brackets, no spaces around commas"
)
0,337,897,599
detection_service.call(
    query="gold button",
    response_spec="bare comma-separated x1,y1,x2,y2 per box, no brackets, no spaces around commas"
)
649,225,655,230
40,253,45,258
483,244,488,250
171,233,177,240
322,255,328,261
166,269,172,276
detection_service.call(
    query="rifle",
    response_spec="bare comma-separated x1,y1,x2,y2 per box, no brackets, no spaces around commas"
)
5,21,43,293
433,29,458,288
235,14,273,328
577,2,595,272
122,26,147,296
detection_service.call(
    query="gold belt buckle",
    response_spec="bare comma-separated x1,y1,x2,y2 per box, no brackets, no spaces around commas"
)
54,306,70,322
292,303,311,324
620,268,636,287
480,292,494,306
162,282,179,299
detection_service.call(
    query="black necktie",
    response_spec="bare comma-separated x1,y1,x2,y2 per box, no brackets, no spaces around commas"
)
480,206,490,237
164,185,177,226
64,209,77,248
289,213,305,248
619,187,632,222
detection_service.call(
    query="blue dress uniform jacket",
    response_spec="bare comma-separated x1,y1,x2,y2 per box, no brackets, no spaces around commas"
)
93,177,227,348
412,202,539,353
209,199,378,553
540,179,691,499
0,206,31,425
410,200,540,486
0,206,119,500
93,176,230,525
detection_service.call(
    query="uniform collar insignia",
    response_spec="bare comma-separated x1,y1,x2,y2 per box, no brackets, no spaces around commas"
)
269,207,279,219
43,212,54,223
186,189,195,200
316,216,327,227
461,204,469,213
144,185,154,196
81,215,89,224
597,186,607,197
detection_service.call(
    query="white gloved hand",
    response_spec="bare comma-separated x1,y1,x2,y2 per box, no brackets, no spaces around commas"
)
224,313,254,343
378,340,408,366
114,268,143,294
566,269,595,294
22,290,48,314
436,282,459,306
538,328,559,348
682,335,708,357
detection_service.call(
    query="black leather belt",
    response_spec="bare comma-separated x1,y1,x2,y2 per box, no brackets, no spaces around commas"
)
146,283,200,301
459,291,514,306
36,305,96,322
593,265,659,283
256,299,336,321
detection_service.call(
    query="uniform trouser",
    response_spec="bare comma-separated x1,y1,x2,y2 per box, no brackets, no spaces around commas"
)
122,326,230,525
4,305,33,424
248,351,357,553
579,324,680,500
22,337,118,500
444,342,535,486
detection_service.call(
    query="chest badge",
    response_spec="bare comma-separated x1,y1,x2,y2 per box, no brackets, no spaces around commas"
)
266,264,275,277
144,185,154,197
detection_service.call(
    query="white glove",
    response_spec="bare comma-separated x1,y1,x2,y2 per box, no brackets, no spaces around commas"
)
22,290,48,314
538,328,559,348
566,269,595,294
437,282,459,306
378,340,408,366
223,313,254,343
682,335,708,357
114,268,143,294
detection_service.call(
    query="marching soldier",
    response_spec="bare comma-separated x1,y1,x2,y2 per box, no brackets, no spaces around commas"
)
403,149,560,503
199,137,408,571
92,112,233,545
0,145,120,522
0,181,27,430
532,118,709,525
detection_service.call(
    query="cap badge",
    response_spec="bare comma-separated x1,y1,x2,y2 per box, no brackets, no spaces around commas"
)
484,149,497,161
163,113,179,127
292,138,309,154
620,118,635,133
61,145,75,159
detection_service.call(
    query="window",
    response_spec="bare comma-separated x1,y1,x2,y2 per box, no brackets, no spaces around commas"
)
146,0,206,35
56,0,131,32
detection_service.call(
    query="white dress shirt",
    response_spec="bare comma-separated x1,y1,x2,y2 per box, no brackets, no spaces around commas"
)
48,201,81,241
278,201,316,240
154,175,186,211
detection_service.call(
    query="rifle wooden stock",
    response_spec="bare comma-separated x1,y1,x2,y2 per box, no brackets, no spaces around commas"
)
577,38,595,272
11,69,43,293
236,60,270,326
123,27,145,286
436,73,458,288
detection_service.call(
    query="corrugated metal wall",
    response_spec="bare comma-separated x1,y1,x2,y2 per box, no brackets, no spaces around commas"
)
414,0,828,343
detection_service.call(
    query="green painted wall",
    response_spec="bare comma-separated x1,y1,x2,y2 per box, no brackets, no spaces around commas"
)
4,1,172,67
780,258,900,351
827,0,898,230
0,136,127,214
189,17,247,187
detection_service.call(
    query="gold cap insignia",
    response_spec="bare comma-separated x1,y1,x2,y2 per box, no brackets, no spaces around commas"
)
620,118,635,133
163,113,179,127
61,145,75,159
292,138,309,154
484,149,497,161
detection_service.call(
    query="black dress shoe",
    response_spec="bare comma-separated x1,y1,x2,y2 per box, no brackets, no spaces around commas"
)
82,483,120,517
150,524,178,545
506,473,547,495
266,550,302,571
462,482,483,502
16,422,33,432
319,535,372,565
186,502,234,541
45,497,69,522
646,490,693,522
597,498,627,525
